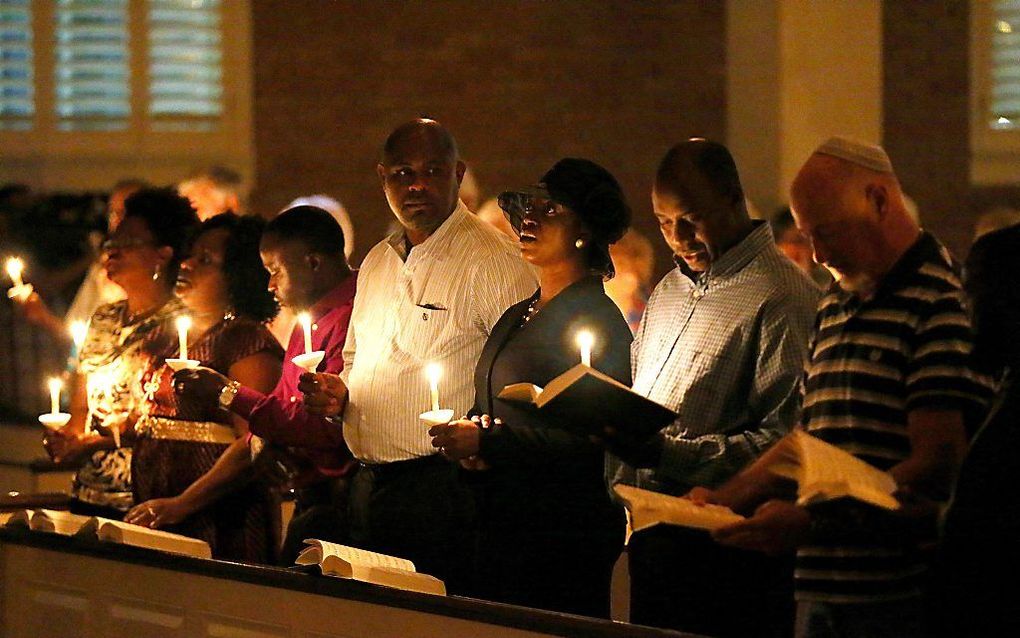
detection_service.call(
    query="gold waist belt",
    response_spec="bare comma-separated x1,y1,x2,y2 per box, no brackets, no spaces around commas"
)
136,415,237,445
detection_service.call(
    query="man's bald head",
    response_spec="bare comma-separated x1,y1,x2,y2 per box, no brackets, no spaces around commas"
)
651,139,752,272
790,139,918,294
377,119,466,245
655,138,744,207
382,119,459,165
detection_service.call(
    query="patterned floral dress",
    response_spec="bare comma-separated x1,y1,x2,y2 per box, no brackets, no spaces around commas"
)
75,298,181,514
132,315,283,563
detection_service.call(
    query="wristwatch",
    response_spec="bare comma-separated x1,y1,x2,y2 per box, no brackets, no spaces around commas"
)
218,380,241,409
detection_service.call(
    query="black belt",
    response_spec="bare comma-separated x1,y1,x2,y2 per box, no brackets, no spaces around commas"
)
357,454,447,478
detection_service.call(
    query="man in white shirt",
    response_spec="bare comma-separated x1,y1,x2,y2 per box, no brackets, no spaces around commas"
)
301,119,536,591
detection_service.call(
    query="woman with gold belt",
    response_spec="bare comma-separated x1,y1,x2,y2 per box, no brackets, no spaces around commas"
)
126,213,283,563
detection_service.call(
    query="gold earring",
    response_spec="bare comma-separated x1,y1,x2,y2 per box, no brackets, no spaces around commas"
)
152,265,160,281
575,238,586,249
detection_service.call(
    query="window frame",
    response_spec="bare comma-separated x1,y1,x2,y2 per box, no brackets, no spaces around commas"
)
0,0,253,189
971,0,1020,184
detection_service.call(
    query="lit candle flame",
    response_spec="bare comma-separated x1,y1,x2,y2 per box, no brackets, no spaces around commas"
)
577,330,594,367
176,315,192,360
70,321,88,350
47,377,62,415
298,312,313,355
425,362,442,412
5,257,24,288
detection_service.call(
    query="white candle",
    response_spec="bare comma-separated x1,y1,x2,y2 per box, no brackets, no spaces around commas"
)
577,330,594,367
425,362,442,412
176,315,192,360
70,320,88,350
5,257,24,288
48,377,62,415
298,312,313,354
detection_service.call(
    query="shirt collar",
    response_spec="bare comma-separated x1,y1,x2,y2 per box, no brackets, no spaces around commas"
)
386,200,469,262
676,220,773,284
306,271,358,322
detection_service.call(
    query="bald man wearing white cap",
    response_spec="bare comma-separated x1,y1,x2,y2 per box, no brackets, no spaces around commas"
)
704,137,991,637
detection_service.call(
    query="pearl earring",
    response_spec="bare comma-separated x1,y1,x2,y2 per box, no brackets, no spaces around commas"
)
575,238,586,249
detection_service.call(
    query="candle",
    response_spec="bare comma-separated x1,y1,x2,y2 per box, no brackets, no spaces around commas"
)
48,377,62,415
425,362,442,412
298,312,313,354
176,315,192,360
5,257,24,288
70,321,88,350
577,330,594,367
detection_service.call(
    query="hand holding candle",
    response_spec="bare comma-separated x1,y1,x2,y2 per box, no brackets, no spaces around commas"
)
577,330,594,367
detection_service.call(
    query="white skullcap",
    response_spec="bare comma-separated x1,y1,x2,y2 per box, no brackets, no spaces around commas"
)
814,136,894,173
284,195,355,261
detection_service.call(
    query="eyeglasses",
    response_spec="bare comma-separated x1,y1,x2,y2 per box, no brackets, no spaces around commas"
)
101,237,154,252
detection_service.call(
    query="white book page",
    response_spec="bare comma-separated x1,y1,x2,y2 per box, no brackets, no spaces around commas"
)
615,485,745,532
793,432,899,510
95,520,212,558
300,540,416,573
33,509,92,535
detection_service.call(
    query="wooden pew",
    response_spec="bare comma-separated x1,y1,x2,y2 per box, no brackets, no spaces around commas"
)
0,528,704,638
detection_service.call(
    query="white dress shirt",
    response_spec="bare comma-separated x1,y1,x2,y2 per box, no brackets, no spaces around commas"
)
341,201,537,462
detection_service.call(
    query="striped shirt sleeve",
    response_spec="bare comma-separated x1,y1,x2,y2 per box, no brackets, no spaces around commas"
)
906,289,986,413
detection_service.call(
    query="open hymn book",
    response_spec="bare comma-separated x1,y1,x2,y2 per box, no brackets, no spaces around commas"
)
498,364,677,438
4,509,212,559
615,430,900,533
296,540,446,596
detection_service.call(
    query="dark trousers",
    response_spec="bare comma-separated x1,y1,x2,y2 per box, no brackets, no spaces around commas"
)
348,455,474,594
279,475,352,566
477,527,622,618
629,525,795,638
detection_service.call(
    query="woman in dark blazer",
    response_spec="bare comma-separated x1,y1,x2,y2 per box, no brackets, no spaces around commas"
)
430,158,633,618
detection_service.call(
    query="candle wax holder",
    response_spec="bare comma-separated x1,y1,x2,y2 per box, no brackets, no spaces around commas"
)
165,358,201,372
7,283,33,302
38,412,71,431
419,408,455,428
292,351,325,373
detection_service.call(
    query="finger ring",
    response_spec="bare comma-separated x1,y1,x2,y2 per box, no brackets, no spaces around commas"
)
146,507,155,516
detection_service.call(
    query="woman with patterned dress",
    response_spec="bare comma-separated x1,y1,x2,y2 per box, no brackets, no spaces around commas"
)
44,188,199,519
126,213,283,563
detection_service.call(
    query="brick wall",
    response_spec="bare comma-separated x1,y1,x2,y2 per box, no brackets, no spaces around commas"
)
250,0,726,273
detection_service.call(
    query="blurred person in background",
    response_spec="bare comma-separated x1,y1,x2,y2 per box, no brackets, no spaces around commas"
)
605,228,654,334
770,207,832,288
178,165,244,221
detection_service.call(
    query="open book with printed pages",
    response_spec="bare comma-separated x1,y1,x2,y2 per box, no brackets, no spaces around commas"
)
614,431,900,534
613,484,747,532
497,364,677,438
769,430,900,511
4,509,212,558
295,539,446,596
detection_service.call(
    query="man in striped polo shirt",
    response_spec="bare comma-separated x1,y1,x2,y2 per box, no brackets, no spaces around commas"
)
712,137,990,638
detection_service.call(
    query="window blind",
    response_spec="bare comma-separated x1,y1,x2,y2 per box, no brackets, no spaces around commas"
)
54,0,130,130
0,0,33,129
991,0,1020,129
147,0,222,125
